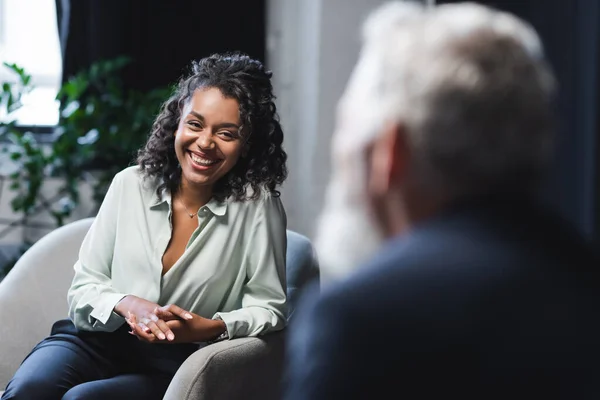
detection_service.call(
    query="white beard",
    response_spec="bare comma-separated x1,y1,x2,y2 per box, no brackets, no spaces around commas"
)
314,176,384,287
314,46,390,287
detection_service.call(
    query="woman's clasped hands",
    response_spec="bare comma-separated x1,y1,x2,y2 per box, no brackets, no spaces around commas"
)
115,295,226,344
115,295,192,343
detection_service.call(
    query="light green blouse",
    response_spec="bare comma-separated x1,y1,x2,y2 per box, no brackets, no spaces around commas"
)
67,166,288,339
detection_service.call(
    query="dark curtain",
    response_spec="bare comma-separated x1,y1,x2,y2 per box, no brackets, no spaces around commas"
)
55,0,266,92
439,0,600,243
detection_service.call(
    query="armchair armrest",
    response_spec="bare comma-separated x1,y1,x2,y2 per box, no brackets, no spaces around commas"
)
163,330,285,400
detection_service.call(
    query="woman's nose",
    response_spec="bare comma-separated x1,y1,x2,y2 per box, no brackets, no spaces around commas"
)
196,131,216,150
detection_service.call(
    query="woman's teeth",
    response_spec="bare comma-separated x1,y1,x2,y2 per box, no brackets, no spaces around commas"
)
190,153,219,166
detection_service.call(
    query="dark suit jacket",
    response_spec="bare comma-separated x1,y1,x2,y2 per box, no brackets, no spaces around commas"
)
284,197,600,400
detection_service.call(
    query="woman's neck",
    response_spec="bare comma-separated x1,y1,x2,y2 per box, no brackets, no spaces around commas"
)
176,180,213,211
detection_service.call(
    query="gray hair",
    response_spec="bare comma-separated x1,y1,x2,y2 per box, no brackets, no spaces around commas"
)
358,1,556,198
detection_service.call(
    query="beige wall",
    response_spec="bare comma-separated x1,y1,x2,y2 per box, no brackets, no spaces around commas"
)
266,0,397,239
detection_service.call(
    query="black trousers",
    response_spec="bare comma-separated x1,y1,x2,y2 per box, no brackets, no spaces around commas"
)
2,319,198,400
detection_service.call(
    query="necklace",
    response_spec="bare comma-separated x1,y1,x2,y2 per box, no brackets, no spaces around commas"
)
179,199,198,219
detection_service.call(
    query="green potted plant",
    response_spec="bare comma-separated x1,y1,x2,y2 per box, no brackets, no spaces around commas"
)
1,57,170,221
0,58,170,276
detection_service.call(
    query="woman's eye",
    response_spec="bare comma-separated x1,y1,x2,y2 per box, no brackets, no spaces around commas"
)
187,121,202,129
219,131,235,139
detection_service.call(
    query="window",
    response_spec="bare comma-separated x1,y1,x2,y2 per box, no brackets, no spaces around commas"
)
0,0,62,126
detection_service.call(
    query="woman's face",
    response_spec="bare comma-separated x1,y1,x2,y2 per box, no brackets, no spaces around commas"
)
174,87,244,192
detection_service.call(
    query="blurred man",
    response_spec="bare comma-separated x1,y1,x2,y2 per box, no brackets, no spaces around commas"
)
285,2,600,399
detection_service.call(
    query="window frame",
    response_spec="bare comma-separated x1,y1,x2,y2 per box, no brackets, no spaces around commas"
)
0,0,61,132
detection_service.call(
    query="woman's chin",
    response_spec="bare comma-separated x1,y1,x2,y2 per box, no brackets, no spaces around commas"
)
181,171,216,189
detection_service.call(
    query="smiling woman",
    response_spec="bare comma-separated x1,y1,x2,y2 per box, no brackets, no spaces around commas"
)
1,52,289,400
137,53,287,203
174,88,244,198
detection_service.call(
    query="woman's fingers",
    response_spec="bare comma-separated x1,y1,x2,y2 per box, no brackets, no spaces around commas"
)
125,313,156,342
153,307,176,321
157,304,193,321
126,319,136,333
126,311,137,330
134,323,156,341
126,311,177,342
143,319,167,340
155,319,175,341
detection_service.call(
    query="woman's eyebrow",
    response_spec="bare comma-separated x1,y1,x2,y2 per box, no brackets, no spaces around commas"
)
188,111,239,129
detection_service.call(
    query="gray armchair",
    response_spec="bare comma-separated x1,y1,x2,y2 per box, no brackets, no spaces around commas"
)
0,218,319,399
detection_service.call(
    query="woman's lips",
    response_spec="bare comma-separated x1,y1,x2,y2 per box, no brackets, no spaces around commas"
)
187,151,221,170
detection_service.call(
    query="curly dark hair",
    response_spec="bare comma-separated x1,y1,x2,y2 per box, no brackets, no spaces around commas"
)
137,52,288,201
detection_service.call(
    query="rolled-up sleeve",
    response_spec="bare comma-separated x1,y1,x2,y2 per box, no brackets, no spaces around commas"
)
67,172,128,332
214,193,288,338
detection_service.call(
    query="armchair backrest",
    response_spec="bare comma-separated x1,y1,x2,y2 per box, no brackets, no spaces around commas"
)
285,230,320,321
0,217,93,389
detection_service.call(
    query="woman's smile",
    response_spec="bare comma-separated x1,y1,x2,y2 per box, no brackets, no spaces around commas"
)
187,150,222,170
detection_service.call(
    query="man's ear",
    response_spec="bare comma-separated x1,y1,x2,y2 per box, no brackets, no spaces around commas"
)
367,122,409,197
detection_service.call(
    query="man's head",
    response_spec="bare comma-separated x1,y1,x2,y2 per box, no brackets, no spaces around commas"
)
315,1,556,283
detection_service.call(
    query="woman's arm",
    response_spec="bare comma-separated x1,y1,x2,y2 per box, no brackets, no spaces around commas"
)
212,193,288,339
67,172,128,332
